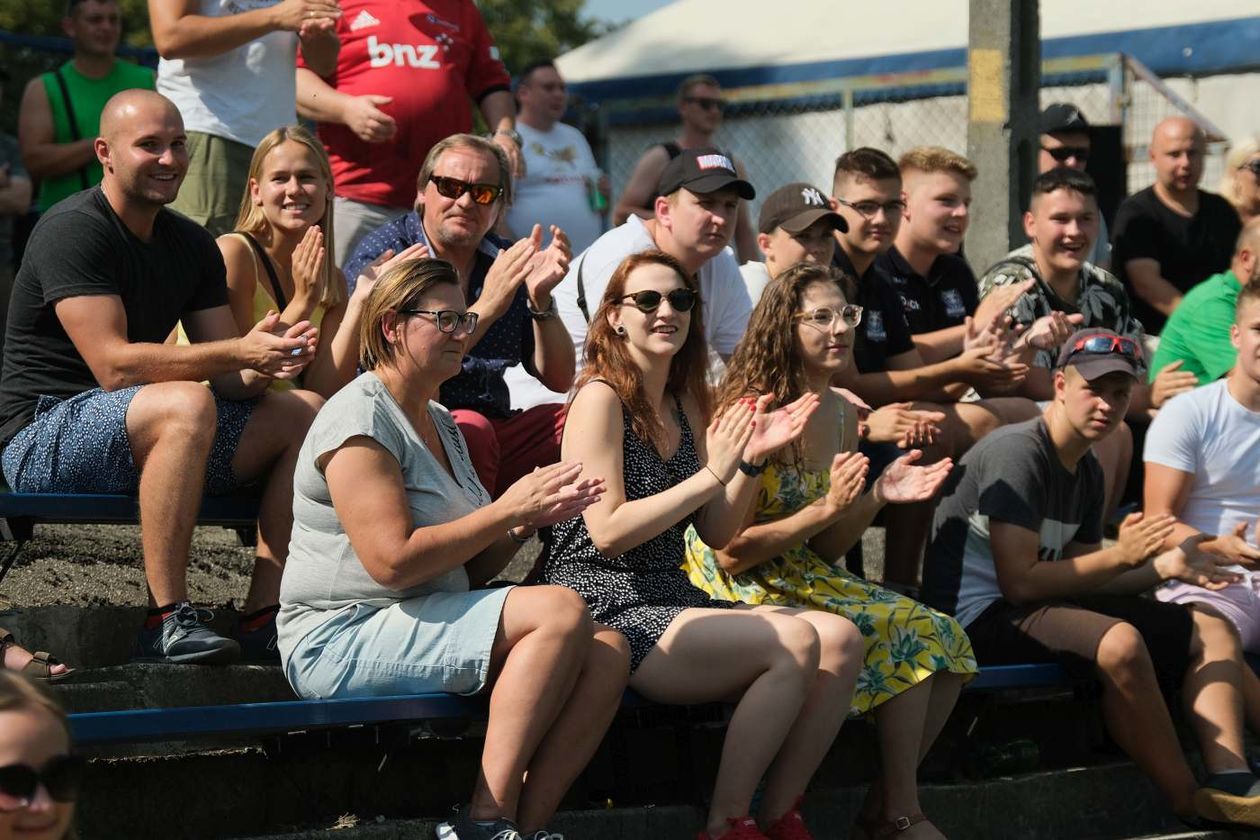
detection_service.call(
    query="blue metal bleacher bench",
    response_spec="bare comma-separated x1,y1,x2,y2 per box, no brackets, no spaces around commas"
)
0,489,261,584
68,664,1070,746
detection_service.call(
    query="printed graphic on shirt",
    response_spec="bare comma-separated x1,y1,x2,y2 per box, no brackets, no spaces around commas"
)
941,289,965,319
866,311,886,342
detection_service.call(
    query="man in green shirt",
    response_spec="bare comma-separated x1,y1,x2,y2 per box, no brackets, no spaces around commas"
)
1152,218,1260,384
17,0,154,212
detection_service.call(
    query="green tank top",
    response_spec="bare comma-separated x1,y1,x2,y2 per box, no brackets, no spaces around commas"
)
37,59,155,211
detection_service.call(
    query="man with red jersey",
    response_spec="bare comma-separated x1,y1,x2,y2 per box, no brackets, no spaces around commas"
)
295,0,522,267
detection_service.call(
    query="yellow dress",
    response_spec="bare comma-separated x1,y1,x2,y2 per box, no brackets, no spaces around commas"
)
683,462,977,716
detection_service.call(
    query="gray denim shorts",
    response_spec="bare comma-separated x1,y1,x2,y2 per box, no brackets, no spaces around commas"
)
1,386,256,495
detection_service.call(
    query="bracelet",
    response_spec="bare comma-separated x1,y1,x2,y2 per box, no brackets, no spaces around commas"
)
508,526,535,544
738,459,766,477
527,297,557,321
703,464,728,486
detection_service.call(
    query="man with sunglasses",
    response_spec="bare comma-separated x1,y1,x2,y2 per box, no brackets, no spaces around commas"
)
1113,117,1242,334
545,146,754,395
924,327,1260,831
343,134,574,499
1035,104,1109,268
613,74,759,263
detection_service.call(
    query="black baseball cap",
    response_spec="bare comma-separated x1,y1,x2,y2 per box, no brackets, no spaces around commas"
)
758,182,847,234
657,147,755,200
1041,103,1090,135
1055,328,1143,380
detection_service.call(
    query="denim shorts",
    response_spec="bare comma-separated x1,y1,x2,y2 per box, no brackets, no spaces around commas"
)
1,386,256,496
279,586,514,700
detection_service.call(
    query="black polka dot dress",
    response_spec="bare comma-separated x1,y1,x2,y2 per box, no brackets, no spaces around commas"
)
543,396,735,672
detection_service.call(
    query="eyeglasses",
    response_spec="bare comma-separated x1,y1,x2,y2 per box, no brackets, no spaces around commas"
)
428,175,502,206
1042,145,1090,164
399,308,480,335
1240,160,1260,178
683,96,725,112
619,288,698,313
835,198,906,219
794,305,863,329
0,756,85,809
1062,334,1144,367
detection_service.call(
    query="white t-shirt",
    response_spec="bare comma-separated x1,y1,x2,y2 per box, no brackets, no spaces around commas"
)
506,121,603,255
1144,378,1260,540
740,261,772,305
156,0,297,147
508,216,752,411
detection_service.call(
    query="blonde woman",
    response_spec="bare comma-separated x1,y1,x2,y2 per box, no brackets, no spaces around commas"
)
0,673,81,840
1220,137,1260,225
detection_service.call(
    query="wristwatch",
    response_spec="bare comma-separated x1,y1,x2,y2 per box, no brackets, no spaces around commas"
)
738,459,767,477
492,127,523,147
527,298,557,321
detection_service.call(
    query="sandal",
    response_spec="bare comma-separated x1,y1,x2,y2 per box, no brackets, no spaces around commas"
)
0,627,76,684
870,814,929,838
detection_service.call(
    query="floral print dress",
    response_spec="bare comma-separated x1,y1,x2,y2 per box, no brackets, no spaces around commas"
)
683,462,977,715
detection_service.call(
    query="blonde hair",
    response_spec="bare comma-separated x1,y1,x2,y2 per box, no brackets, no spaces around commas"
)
898,146,978,181
1220,136,1260,209
233,125,345,309
358,258,461,370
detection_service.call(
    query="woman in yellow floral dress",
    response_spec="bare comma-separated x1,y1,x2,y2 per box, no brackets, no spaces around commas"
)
684,263,977,840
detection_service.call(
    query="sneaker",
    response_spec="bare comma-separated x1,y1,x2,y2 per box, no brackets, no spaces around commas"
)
523,832,564,840
1193,772,1260,828
235,604,280,663
435,805,522,840
134,602,240,665
697,816,769,840
764,799,814,840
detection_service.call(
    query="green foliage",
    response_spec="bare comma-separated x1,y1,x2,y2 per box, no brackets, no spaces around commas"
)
476,0,607,76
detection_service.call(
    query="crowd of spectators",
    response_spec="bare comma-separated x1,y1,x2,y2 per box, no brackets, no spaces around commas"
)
1,1,1260,838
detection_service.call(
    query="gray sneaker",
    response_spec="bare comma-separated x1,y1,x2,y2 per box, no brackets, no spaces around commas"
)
134,602,240,665
524,832,564,839
435,806,521,840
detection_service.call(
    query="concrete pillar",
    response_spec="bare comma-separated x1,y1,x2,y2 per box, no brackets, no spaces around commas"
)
966,0,1040,273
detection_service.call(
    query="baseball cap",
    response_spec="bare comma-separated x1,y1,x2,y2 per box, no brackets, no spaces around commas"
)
1055,328,1144,380
757,182,848,234
1040,103,1090,135
657,147,755,200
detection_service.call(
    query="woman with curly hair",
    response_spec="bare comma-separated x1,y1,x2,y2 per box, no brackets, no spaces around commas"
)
684,262,978,840
543,250,865,840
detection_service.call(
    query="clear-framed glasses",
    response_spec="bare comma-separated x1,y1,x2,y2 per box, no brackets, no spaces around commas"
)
794,305,863,329
399,308,480,335
835,198,906,219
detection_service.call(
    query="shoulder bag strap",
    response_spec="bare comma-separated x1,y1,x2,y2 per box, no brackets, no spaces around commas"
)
52,68,90,191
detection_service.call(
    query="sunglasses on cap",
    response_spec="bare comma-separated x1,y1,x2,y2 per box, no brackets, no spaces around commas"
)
429,175,502,206
399,308,480,336
619,288,698,313
683,96,725,112
794,305,863,329
0,755,85,809
1042,145,1090,164
1062,334,1142,365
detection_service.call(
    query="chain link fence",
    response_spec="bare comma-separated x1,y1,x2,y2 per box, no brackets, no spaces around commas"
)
590,52,1238,227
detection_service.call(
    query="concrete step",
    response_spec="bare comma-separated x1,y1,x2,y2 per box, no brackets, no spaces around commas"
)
50,663,293,714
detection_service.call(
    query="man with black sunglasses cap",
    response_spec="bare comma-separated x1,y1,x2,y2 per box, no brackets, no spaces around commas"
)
1037,103,1110,268
344,133,575,500
923,326,1260,831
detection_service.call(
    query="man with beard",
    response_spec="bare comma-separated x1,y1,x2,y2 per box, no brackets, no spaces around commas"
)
342,134,573,498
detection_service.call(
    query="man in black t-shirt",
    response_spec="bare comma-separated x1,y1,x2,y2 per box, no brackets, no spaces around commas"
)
1113,117,1242,334
923,328,1260,830
0,90,322,666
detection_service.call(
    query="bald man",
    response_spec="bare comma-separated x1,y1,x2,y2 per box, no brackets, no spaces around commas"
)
0,90,324,665
1113,117,1242,334
1152,218,1260,383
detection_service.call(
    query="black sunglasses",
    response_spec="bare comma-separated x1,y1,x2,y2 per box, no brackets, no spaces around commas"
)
0,755,85,807
683,96,725,112
619,288,697,313
429,175,502,205
1042,145,1090,164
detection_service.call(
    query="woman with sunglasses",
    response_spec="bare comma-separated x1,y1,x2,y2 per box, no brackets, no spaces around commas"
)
1220,137,1260,226
278,257,628,840
217,125,427,398
684,263,976,840
0,672,81,840
544,250,863,840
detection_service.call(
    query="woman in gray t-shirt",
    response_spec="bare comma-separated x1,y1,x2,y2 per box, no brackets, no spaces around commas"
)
277,257,629,839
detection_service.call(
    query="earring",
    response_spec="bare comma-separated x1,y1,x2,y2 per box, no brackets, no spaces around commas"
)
615,325,627,336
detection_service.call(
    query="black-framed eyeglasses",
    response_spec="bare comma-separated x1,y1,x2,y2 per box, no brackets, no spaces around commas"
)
683,96,725,112
619,288,698,313
399,308,480,335
0,755,85,809
794,305,863,329
1241,159,1260,178
1042,145,1090,164
835,198,906,219
429,175,502,206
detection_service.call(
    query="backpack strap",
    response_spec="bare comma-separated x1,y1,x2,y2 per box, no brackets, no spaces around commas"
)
52,68,90,191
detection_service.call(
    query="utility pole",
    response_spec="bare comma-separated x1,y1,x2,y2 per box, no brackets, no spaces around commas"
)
966,0,1040,272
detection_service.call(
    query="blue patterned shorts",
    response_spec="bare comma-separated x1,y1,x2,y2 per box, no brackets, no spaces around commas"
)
1,386,256,496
